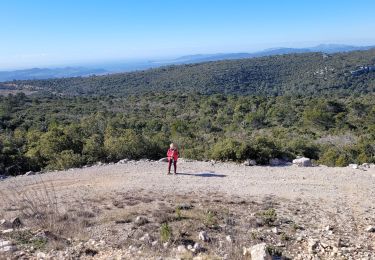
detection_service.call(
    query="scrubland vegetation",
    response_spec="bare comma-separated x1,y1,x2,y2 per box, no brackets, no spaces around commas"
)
1,49,375,175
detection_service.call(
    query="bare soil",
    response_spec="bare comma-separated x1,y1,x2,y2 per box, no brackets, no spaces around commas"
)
1,160,374,259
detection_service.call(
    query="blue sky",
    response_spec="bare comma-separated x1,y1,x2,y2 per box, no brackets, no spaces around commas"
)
1,0,375,69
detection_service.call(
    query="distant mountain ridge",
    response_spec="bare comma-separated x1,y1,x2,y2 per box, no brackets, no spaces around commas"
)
161,44,375,64
0,44,374,82
11,48,375,97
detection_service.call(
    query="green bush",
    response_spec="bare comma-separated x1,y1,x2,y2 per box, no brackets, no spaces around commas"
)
249,137,282,165
104,128,144,160
211,139,240,161
160,223,172,242
47,150,84,170
256,208,277,226
318,148,340,167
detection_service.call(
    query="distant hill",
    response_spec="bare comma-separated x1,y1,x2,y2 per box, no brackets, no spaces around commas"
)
156,44,375,64
1,44,374,82
10,48,375,97
0,67,107,82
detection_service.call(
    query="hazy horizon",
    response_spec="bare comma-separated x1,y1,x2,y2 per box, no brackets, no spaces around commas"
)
1,0,375,70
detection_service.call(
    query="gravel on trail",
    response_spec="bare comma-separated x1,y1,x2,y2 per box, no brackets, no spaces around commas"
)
2,160,374,214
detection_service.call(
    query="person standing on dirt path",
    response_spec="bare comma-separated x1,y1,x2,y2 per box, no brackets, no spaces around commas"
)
167,143,179,175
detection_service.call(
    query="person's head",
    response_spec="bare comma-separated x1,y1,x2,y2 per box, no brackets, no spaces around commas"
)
170,143,178,150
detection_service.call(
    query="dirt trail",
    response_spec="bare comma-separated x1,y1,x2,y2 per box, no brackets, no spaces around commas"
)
2,160,374,214
1,160,375,259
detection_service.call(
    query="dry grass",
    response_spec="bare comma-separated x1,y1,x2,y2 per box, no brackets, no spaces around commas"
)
1,176,61,232
0,176,96,247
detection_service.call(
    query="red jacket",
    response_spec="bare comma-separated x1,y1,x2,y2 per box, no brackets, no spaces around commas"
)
167,148,179,161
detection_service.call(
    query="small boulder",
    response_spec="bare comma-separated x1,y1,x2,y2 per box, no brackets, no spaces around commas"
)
0,240,12,247
193,243,202,252
198,231,210,242
11,217,22,229
176,245,188,253
243,243,272,260
365,226,375,232
139,233,151,243
36,252,47,259
324,225,333,231
134,216,148,226
177,203,193,210
0,219,11,229
117,159,129,164
271,227,279,234
0,240,16,252
308,238,320,253
292,157,312,167
1,229,14,234
226,235,233,243
348,164,359,169
243,159,257,166
361,163,371,168
0,245,17,253
269,158,282,166
24,171,35,176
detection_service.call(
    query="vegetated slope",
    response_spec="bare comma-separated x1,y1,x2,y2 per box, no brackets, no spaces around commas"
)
11,49,375,97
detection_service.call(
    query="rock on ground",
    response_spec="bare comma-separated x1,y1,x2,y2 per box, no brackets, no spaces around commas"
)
198,231,209,242
293,157,312,167
243,243,272,260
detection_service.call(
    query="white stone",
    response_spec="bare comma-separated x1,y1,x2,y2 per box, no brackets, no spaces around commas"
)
271,227,279,234
198,231,209,242
0,245,16,252
349,164,359,169
226,235,233,243
243,243,272,260
0,219,11,228
361,163,370,168
324,225,333,231
134,216,148,225
193,242,202,252
293,157,312,167
177,245,187,253
0,240,12,247
37,252,47,259
117,159,129,164
139,233,151,243
1,229,14,234
243,159,257,166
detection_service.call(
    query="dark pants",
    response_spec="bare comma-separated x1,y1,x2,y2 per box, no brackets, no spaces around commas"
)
168,159,177,173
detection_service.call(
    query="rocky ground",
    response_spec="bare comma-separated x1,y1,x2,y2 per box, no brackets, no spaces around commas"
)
0,159,375,259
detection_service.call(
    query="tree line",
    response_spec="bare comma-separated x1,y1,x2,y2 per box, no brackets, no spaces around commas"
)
1,92,374,175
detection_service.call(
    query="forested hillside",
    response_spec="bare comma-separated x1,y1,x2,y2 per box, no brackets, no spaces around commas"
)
1,49,375,175
1,92,374,175
9,49,375,97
